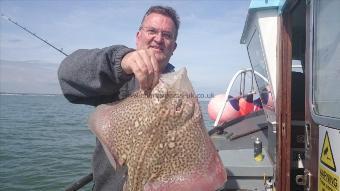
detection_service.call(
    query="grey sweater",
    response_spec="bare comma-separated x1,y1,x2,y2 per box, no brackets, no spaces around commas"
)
58,45,174,191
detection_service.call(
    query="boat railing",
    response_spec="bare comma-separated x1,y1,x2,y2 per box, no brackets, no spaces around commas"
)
213,68,268,128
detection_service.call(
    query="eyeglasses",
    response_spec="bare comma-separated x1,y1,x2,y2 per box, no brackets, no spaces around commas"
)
139,26,175,41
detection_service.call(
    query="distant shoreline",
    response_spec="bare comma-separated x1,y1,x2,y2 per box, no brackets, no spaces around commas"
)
0,92,62,96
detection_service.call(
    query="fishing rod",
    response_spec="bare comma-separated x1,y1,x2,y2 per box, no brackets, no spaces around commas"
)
1,13,95,190
1,13,69,56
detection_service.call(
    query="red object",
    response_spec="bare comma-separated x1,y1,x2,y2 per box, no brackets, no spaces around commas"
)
260,85,274,108
239,94,254,116
253,97,263,111
208,94,240,125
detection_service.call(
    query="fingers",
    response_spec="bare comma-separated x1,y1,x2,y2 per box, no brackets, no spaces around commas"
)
150,53,160,88
121,49,160,91
134,57,149,91
137,50,154,90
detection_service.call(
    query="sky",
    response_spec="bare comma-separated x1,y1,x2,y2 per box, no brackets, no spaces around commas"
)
0,0,252,95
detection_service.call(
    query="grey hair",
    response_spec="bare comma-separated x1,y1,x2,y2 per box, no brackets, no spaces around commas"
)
140,5,180,39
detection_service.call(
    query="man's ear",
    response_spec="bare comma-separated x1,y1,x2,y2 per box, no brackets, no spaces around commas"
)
173,42,177,52
136,31,141,47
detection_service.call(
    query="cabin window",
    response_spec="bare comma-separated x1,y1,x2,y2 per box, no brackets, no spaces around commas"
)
247,30,273,109
312,0,340,120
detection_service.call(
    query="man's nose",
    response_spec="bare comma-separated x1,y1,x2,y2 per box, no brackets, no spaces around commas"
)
154,32,164,42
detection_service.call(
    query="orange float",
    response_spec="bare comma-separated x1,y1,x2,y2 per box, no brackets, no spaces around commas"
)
208,94,240,125
239,94,254,116
253,97,263,111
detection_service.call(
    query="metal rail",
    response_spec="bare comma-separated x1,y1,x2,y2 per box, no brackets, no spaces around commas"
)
213,68,268,127
65,173,93,191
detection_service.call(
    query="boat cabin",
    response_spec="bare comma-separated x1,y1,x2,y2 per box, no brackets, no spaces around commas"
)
212,0,340,190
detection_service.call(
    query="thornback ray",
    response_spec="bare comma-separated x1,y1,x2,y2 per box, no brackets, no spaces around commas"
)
88,68,227,191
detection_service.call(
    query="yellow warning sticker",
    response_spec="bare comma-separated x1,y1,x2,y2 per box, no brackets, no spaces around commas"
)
319,165,339,191
321,131,337,172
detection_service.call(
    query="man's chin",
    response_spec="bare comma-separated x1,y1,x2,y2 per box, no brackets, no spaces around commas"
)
148,48,168,63
151,51,165,60
150,47,163,54
155,54,167,63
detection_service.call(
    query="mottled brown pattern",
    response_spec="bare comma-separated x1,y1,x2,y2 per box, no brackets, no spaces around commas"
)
89,69,227,191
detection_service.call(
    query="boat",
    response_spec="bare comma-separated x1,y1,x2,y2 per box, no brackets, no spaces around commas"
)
67,0,340,190
5,0,339,190
208,0,340,190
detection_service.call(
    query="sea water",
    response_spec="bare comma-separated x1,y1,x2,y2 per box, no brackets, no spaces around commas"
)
0,94,213,190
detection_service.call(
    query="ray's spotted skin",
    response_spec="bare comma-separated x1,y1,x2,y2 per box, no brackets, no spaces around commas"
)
89,68,227,191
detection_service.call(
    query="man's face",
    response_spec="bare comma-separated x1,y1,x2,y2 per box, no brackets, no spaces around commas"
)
136,13,177,69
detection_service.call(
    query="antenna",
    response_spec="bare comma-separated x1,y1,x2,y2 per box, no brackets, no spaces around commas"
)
1,13,68,56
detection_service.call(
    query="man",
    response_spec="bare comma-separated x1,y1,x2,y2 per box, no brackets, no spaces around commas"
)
58,5,180,190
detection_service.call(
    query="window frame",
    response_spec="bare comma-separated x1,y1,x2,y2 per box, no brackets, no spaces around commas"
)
310,0,340,128
247,29,275,111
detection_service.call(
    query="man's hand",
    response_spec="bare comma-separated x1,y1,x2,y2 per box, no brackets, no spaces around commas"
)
121,49,160,91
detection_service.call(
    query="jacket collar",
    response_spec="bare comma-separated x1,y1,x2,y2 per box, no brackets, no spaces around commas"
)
164,63,175,73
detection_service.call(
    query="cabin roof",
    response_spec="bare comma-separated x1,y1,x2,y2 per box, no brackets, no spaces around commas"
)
249,0,282,9
240,0,287,44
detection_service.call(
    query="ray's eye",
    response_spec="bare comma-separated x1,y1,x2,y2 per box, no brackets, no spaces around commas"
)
152,87,167,104
175,98,182,111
